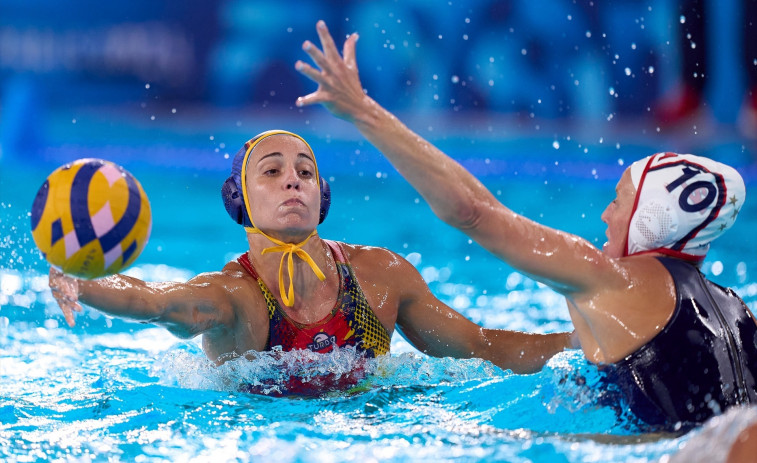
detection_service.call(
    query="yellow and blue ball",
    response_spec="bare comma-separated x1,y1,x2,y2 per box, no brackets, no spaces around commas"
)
30,158,152,279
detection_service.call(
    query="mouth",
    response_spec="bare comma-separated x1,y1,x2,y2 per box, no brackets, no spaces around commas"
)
282,198,306,207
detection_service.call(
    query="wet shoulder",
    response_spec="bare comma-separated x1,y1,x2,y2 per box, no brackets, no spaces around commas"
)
335,242,418,286
182,260,265,307
336,242,407,269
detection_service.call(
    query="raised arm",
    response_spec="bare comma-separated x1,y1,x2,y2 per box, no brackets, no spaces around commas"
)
295,21,616,295
49,267,235,339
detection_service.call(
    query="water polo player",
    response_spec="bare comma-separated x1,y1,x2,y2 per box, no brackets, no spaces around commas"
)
296,21,757,427
48,130,575,394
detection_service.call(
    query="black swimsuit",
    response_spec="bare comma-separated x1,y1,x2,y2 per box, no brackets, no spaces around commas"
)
602,257,757,431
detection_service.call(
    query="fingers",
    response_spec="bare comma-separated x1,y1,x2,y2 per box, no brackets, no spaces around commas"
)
51,285,82,326
49,266,81,327
52,288,80,326
303,21,355,72
315,20,340,60
295,60,324,84
296,93,323,108
343,33,358,70
302,40,328,71
61,301,78,327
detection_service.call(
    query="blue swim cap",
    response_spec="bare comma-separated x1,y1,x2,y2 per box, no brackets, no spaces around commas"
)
221,130,331,228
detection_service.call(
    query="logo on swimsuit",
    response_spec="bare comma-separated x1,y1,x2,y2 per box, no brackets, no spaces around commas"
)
308,332,336,352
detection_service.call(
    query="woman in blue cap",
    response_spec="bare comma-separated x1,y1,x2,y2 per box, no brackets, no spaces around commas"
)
49,130,574,395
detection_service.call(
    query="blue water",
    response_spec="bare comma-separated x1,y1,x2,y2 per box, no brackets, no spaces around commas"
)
2,114,757,462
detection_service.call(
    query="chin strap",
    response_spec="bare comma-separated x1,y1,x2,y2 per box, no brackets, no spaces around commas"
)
245,227,325,307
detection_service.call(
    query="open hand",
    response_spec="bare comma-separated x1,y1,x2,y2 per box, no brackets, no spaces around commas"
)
49,267,82,327
295,20,368,121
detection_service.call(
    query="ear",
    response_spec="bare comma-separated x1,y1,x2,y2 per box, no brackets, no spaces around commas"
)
221,176,251,227
627,197,679,253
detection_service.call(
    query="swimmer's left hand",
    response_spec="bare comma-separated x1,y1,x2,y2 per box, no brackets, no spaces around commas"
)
295,20,368,122
49,267,82,327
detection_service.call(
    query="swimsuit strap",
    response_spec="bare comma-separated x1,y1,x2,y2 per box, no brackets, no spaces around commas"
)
237,252,259,279
322,239,347,264
237,252,278,319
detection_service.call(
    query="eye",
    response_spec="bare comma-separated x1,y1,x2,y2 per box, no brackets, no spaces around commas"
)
299,169,314,178
263,168,279,176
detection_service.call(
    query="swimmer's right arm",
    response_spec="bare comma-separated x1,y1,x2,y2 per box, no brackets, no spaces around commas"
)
296,21,618,295
49,267,235,338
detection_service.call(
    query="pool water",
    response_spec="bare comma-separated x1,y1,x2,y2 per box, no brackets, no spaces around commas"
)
2,120,757,462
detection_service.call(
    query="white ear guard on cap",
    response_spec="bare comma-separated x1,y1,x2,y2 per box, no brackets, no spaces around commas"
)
628,197,680,252
625,152,746,262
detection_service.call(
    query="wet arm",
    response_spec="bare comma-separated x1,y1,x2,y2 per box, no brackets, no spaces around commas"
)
51,268,233,338
296,21,613,294
393,259,573,374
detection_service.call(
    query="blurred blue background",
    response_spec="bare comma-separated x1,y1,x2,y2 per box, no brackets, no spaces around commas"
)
1,0,756,175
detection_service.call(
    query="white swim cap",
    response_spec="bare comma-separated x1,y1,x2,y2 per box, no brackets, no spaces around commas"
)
625,152,746,262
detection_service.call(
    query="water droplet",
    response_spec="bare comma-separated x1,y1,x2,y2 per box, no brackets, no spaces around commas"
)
712,261,723,276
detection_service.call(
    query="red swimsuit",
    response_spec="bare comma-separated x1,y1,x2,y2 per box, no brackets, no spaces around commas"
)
236,240,391,395
237,240,390,357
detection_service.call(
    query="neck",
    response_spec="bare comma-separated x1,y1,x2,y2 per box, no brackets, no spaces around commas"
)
246,230,333,307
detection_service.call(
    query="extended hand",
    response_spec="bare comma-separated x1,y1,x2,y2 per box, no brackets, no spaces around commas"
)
49,267,82,327
295,20,367,121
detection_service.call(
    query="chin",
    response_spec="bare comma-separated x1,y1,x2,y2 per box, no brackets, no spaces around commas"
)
279,220,318,237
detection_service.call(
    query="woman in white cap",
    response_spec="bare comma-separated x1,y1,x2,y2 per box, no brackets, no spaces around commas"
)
296,20,757,430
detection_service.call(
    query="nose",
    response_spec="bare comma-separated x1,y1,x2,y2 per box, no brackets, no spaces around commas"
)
600,203,611,224
283,166,301,190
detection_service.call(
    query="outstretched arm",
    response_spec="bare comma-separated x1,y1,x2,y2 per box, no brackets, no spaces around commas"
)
49,267,235,338
388,255,575,374
295,21,615,295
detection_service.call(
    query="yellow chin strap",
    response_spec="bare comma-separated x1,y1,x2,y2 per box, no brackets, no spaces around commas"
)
245,227,325,307
240,130,326,307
